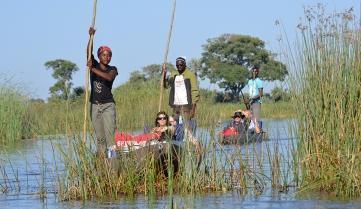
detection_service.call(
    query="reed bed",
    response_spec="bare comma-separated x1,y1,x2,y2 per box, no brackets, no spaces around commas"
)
286,6,361,197
53,122,296,201
0,86,30,144
27,100,85,136
113,79,294,131
0,85,86,143
0,75,293,146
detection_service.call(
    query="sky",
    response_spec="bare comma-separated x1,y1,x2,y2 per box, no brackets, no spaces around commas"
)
0,0,359,100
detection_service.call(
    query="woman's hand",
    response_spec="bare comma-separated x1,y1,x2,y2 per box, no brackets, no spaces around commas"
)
152,127,167,133
89,27,96,36
87,59,93,68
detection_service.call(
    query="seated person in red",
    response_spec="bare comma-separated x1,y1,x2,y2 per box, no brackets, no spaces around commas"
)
115,111,175,149
221,111,247,139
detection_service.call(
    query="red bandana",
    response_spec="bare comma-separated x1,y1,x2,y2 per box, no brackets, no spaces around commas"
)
97,46,112,56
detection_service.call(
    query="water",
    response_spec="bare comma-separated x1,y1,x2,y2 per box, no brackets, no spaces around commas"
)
1,119,360,209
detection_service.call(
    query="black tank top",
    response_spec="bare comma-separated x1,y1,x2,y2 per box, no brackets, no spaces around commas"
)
90,56,118,104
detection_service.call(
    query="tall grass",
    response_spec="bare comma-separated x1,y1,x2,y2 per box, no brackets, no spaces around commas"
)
0,75,293,145
53,111,296,201
0,83,86,143
0,86,30,144
287,6,361,197
113,79,294,131
27,100,85,136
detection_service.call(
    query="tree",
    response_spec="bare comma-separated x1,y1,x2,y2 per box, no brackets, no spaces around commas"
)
45,59,79,100
142,62,176,80
128,63,176,83
200,34,287,101
129,70,146,83
70,86,85,100
271,87,291,102
142,64,162,80
188,58,202,76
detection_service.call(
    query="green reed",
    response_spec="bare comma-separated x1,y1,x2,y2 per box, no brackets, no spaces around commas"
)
0,77,293,144
286,6,361,197
113,79,293,131
54,121,297,201
0,64,297,201
26,100,85,136
0,86,29,144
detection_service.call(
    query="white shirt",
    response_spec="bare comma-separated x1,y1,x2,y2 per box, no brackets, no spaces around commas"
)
173,75,188,105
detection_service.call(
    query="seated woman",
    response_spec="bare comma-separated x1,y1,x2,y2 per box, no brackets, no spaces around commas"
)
151,111,175,141
115,111,175,149
237,109,261,134
225,111,247,134
220,111,246,143
220,109,261,144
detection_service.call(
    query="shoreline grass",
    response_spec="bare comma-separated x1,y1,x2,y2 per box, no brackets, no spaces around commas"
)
286,5,361,198
0,76,294,145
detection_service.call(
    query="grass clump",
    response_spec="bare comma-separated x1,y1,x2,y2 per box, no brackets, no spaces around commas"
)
0,85,30,144
287,5,361,197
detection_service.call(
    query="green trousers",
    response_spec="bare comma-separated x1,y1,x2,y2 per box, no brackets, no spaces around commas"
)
91,102,116,155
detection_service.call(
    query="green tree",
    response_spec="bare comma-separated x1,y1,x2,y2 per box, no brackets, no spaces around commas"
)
70,86,85,100
45,59,79,100
129,70,146,83
200,34,287,101
142,62,175,80
271,87,291,102
128,63,176,83
188,58,202,76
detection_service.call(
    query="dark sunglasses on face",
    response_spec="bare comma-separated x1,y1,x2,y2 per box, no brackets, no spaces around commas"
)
176,64,184,67
157,116,167,120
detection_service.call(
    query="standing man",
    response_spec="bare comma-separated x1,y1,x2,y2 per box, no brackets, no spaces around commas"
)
87,27,118,157
247,66,263,131
163,57,199,132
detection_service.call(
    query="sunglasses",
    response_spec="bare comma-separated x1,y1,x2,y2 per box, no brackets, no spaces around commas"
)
157,116,167,120
176,64,184,67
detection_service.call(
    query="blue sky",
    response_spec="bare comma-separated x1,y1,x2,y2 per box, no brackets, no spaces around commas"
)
1,0,359,99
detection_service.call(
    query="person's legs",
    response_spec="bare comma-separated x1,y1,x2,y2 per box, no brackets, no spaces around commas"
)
91,103,107,156
251,102,261,132
173,105,197,140
188,118,197,133
174,123,184,141
251,102,261,121
102,102,117,149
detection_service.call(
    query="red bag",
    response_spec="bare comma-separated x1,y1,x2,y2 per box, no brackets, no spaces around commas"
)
221,127,238,137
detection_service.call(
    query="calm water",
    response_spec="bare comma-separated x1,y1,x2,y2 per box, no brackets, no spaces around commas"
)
1,119,360,209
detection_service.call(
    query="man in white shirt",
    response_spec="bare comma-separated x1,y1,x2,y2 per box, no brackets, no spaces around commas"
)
163,57,200,132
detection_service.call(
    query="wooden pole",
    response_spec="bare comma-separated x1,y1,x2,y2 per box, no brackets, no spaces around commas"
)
158,0,176,112
83,0,98,143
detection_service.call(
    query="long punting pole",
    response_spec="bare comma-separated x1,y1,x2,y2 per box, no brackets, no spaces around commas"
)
83,0,98,143
158,0,176,112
